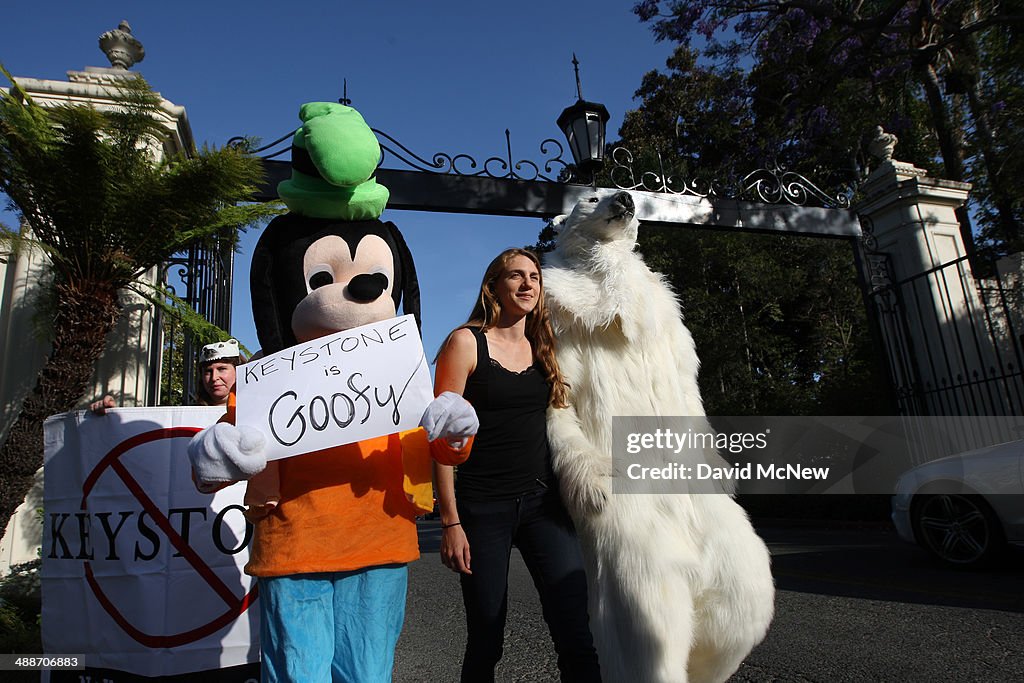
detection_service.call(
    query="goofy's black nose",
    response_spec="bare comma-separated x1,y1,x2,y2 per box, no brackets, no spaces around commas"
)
347,272,389,302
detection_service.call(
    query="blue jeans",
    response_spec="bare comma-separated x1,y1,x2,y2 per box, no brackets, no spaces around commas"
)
457,488,601,682
259,566,407,683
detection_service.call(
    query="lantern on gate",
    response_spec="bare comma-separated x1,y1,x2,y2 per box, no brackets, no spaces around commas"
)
557,54,610,181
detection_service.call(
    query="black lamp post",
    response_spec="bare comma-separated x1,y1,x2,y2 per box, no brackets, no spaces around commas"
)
557,54,610,181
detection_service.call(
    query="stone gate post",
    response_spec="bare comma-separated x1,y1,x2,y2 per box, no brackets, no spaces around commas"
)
855,154,1021,426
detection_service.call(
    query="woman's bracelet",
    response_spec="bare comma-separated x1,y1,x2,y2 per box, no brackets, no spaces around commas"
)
441,521,462,529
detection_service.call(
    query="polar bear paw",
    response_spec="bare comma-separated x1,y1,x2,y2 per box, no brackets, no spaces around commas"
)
563,475,611,517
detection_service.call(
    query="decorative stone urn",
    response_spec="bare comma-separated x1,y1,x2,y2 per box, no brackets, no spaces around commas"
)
98,20,145,69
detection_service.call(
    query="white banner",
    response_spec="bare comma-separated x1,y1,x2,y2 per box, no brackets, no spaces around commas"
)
235,314,434,461
42,407,259,677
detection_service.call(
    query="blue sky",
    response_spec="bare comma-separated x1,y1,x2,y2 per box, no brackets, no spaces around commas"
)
3,1,675,360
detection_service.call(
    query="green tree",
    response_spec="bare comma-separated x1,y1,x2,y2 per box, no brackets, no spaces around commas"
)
159,312,187,407
968,17,1024,257
533,203,891,415
633,0,1024,255
535,50,894,416
617,47,761,183
0,69,279,534
633,227,892,416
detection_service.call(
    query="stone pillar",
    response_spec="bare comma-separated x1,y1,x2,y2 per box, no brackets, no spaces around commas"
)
856,156,1020,421
0,55,195,427
0,24,194,572
857,159,973,275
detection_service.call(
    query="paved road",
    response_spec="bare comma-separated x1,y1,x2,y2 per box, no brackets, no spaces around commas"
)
394,520,1024,682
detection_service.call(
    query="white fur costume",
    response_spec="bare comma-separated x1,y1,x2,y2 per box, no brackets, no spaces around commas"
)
543,192,774,683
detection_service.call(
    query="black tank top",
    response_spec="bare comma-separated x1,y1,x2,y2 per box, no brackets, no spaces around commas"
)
455,327,554,501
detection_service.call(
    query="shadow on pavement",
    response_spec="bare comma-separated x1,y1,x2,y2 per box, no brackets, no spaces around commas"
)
416,519,443,554
420,520,1024,613
759,524,1024,613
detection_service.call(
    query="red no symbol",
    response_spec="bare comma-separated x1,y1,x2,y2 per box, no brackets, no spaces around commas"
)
80,427,258,648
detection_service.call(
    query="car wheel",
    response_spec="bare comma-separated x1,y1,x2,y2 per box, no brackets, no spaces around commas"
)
911,493,1005,567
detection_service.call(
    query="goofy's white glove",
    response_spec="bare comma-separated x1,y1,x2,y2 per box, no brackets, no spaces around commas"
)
420,391,479,449
188,423,268,492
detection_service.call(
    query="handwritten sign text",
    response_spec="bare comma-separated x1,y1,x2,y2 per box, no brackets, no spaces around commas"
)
235,315,433,461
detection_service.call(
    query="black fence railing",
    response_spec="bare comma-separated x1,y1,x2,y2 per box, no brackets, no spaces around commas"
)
866,253,1023,417
150,238,234,406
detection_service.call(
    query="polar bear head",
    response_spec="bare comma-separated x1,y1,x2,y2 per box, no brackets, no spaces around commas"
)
552,191,639,261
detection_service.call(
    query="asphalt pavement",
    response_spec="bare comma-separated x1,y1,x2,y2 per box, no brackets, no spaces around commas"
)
394,520,1024,682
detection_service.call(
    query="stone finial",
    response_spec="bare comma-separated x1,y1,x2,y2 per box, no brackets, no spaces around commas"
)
868,125,898,163
99,20,145,69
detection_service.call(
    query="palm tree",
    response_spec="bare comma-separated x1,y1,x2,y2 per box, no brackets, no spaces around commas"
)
0,67,278,533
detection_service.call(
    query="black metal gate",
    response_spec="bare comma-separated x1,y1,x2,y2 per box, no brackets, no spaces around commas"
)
862,247,1024,416
150,238,235,406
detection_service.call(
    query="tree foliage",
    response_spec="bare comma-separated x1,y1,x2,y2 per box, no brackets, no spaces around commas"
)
536,13,907,416
0,68,279,534
533,203,892,417
159,313,187,407
633,0,1024,256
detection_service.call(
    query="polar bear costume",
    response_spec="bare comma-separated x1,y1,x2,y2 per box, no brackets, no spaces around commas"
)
543,191,774,683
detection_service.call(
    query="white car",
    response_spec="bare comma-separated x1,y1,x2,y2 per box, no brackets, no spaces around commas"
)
891,439,1024,567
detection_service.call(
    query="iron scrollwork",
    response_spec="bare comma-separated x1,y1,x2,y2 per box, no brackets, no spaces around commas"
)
609,146,852,210
226,132,294,161
738,166,851,209
230,127,579,183
231,125,853,205
156,240,233,406
373,128,572,183
609,147,725,198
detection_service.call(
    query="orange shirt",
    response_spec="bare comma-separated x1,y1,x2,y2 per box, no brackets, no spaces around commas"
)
248,432,421,576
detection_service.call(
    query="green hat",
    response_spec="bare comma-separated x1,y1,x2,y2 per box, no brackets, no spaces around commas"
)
277,102,390,220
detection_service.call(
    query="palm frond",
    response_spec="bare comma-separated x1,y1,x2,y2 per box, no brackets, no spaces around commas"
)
1,67,275,286
128,281,251,357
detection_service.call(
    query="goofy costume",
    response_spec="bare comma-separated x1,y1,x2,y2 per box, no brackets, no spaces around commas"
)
188,103,477,682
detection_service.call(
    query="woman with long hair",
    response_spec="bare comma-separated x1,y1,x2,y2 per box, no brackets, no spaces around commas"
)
433,248,600,682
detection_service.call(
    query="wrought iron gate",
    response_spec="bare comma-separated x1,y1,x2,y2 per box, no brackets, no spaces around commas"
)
863,249,1024,416
151,238,235,405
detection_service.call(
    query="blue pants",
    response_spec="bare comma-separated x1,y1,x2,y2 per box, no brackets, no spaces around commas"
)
258,565,407,683
457,488,601,682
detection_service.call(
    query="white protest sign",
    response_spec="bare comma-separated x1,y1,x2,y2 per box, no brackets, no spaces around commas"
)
235,314,433,461
42,407,258,678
